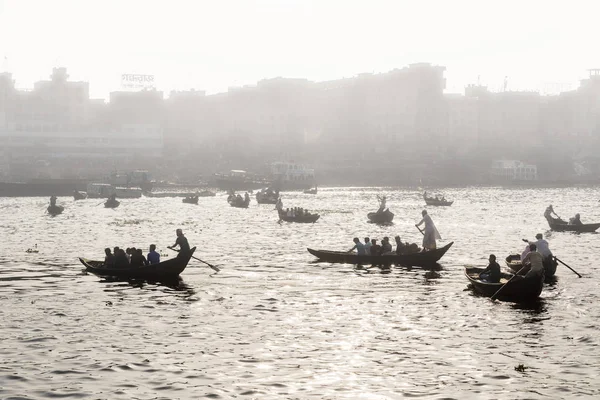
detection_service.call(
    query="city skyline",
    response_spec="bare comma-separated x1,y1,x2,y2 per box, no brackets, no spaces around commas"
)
1,0,599,98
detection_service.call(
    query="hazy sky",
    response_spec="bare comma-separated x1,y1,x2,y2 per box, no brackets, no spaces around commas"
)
1,0,598,98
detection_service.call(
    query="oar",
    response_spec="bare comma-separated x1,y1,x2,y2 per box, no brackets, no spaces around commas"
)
554,256,582,278
416,226,425,236
168,247,220,272
491,266,526,301
96,200,105,206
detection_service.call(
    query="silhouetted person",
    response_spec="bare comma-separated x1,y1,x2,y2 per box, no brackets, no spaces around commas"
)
479,254,501,283
171,228,190,254
104,248,115,267
147,244,160,265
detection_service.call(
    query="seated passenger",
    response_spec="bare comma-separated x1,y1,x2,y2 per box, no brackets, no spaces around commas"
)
348,237,365,255
115,248,130,267
147,244,160,265
569,213,583,225
104,248,115,267
381,237,393,254
370,239,381,256
479,254,501,283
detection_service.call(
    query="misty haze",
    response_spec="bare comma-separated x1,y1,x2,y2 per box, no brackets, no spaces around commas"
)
1,1,600,399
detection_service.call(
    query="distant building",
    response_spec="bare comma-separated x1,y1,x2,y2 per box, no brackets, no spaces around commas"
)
491,160,538,181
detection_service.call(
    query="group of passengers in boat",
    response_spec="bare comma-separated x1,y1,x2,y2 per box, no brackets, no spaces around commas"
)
103,245,160,268
280,207,316,219
544,204,583,225
228,191,250,205
101,229,190,268
348,236,421,256
424,191,447,202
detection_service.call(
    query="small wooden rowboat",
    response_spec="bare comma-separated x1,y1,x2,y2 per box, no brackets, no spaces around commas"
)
47,205,64,215
182,196,198,204
307,242,453,268
278,210,320,223
505,254,558,280
104,200,120,208
464,266,544,302
367,209,394,224
423,193,453,206
79,247,196,280
256,191,279,204
546,218,600,233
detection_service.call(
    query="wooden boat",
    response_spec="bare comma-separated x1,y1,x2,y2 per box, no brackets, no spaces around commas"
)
307,242,453,268
278,210,320,223
182,196,199,204
104,200,120,208
73,191,87,200
505,254,558,279
197,190,216,197
545,216,600,232
304,187,317,194
47,205,64,215
423,193,453,206
228,195,250,208
256,191,279,204
367,209,394,224
464,266,544,302
79,247,196,280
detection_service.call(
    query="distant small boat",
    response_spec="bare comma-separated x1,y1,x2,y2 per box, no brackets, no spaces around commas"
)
228,194,250,208
47,205,64,215
367,209,394,224
104,199,120,208
545,216,600,232
278,210,320,223
73,191,87,200
182,196,198,204
304,187,317,195
423,192,453,206
256,190,279,204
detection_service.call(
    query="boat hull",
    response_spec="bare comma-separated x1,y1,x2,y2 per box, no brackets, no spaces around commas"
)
80,247,196,280
505,254,557,280
367,210,394,223
307,242,453,268
547,220,600,232
423,194,453,206
465,267,543,302
279,211,320,223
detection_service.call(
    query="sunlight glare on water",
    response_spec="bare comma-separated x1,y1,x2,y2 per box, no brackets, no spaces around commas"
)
1,186,600,399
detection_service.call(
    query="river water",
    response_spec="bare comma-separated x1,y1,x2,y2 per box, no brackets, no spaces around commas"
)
1,187,599,399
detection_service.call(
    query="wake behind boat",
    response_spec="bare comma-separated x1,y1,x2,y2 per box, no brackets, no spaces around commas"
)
80,247,196,280
307,242,453,268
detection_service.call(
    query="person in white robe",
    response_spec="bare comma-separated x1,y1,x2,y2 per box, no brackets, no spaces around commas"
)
415,210,441,250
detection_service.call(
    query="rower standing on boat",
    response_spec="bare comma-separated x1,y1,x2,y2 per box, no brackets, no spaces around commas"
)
544,205,561,222
377,195,387,213
523,233,553,265
415,210,441,251
170,228,190,256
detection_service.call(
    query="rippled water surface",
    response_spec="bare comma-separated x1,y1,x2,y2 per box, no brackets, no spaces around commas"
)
1,187,600,399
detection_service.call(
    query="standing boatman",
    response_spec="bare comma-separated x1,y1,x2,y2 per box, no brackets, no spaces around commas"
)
170,228,190,255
